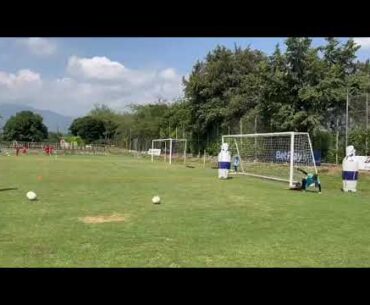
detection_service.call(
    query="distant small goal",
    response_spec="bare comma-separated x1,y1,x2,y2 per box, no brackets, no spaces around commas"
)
150,138,187,165
222,132,317,188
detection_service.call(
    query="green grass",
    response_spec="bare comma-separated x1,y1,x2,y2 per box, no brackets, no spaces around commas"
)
1,153,370,267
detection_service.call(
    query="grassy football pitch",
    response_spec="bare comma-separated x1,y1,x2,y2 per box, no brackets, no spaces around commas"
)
1,153,370,267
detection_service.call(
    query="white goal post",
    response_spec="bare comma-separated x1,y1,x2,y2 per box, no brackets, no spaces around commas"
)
222,132,317,188
150,138,187,165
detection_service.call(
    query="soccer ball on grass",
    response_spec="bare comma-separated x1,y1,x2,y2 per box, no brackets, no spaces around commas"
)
26,191,37,201
152,195,161,204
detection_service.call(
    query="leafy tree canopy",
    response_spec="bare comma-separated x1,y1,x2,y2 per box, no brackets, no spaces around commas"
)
3,111,48,142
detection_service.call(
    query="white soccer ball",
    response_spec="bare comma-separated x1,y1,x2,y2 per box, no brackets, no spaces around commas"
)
26,191,37,201
152,195,161,204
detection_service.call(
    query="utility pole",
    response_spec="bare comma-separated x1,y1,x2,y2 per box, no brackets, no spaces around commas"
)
129,128,131,151
240,118,243,145
345,88,349,149
336,117,339,165
366,93,369,155
254,115,258,160
254,115,258,133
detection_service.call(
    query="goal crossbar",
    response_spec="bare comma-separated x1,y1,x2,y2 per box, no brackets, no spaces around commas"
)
152,138,187,142
222,132,309,141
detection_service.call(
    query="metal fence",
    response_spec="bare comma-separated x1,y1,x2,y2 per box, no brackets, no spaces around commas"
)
0,141,113,155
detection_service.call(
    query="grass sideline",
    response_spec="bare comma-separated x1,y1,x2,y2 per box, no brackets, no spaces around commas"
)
0,153,370,267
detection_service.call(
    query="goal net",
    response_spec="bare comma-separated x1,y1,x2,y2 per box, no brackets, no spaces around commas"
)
222,132,317,187
150,138,187,165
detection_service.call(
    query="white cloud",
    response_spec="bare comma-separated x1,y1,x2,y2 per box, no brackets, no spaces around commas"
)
67,56,126,80
354,38,370,50
0,69,42,89
0,56,184,116
159,68,177,80
18,38,57,56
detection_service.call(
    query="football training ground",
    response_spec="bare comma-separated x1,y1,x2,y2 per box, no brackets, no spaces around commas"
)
1,154,370,267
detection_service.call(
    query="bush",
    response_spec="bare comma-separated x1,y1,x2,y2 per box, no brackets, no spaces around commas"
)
349,128,370,156
205,141,221,156
65,135,85,147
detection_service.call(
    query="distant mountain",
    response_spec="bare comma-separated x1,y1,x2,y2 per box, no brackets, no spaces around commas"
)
0,104,75,133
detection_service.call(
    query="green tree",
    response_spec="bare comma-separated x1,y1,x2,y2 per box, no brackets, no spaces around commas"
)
88,104,119,143
130,102,169,139
69,116,106,144
2,111,48,141
271,38,323,133
48,131,64,143
184,45,267,153
65,135,84,146
258,38,361,136
160,99,192,139
113,112,135,148
349,127,370,155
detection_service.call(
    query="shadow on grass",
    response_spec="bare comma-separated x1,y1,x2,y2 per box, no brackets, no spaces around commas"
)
288,188,320,194
186,165,195,168
304,189,321,193
0,187,18,192
289,187,303,192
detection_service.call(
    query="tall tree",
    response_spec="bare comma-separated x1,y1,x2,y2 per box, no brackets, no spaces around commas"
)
128,102,169,150
88,104,119,142
2,111,48,142
69,116,106,144
113,112,135,148
160,99,191,139
184,45,267,152
258,38,360,135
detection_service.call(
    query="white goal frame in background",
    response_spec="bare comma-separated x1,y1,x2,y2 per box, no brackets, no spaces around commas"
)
151,138,187,165
222,132,317,188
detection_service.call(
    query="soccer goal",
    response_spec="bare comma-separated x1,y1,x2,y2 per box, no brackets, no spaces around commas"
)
222,132,317,188
150,138,187,165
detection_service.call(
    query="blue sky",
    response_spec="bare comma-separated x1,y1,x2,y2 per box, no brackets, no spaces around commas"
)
0,37,369,116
